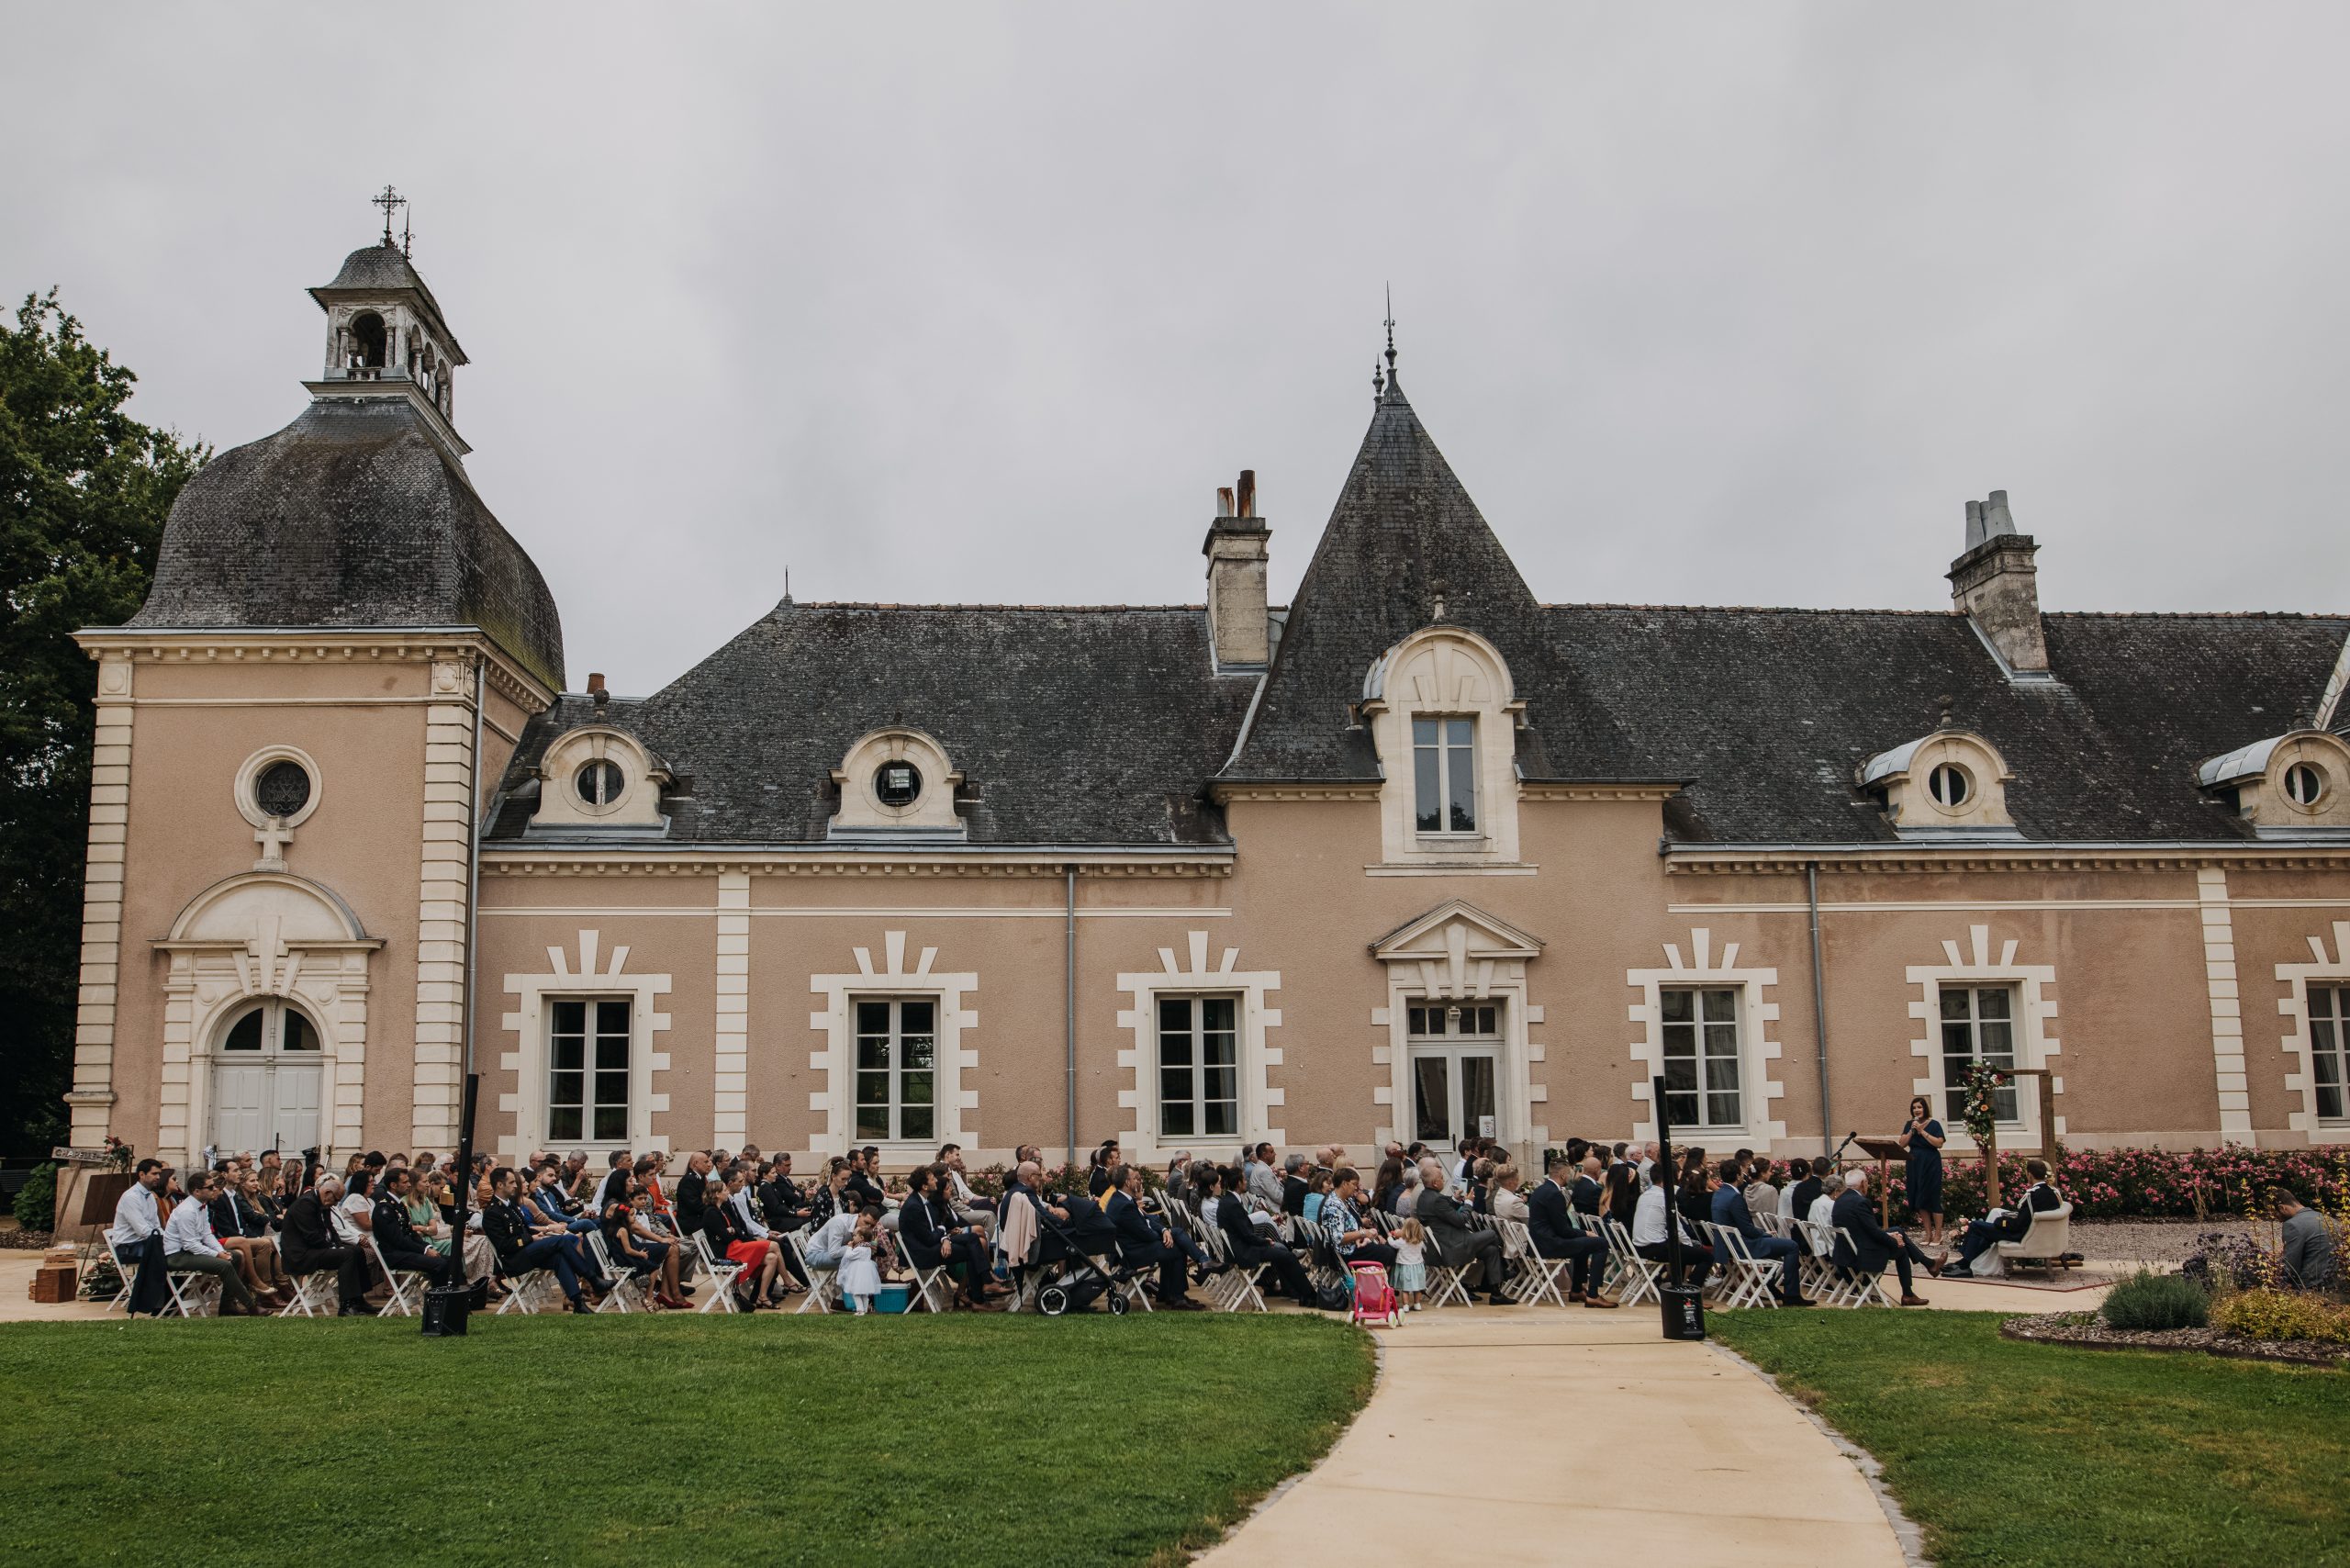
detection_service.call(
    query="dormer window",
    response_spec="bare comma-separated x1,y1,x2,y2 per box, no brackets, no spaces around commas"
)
1859,730,2019,839
1414,717,1477,833
2198,730,2350,834
2286,761,2327,808
830,729,965,838
576,758,625,808
875,760,923,809
1928,762,1971,810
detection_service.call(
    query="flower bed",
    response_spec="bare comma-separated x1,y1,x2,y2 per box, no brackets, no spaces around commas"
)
1941,1143,2350,1221
2001,1310,2348,1367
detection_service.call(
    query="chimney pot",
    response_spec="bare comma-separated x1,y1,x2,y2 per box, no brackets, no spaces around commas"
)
1216,486,1235,517
1237,470,1257,519
587,671,609,707
1948,492,2047,675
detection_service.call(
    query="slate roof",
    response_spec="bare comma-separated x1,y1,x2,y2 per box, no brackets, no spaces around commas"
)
310,241,463,357
126,397,565,689
487,605,1259,846
477,374,2347,852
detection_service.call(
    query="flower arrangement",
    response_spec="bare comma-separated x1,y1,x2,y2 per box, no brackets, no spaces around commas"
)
98,1136,133,1173
1957,1061,2009,1148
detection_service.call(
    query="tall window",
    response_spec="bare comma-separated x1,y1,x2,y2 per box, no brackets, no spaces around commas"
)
550,999,630,1143
2312,983,2350,1122
1158,995,1238,1138
1413,717,1477,833
855,998,935,1141
1940,986,2020,1123
1660,987,1741,1129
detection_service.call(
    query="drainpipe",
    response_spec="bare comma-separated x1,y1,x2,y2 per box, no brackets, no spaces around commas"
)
1806,860,1835,1154
1065,864,1078,1172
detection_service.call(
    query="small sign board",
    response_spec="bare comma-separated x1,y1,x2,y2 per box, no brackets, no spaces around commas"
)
1477,1114,1497,1138
50,1147,118,1166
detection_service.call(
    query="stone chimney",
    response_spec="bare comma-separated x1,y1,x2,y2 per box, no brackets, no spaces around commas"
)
1203,469,1271,667
1947,489,2048,675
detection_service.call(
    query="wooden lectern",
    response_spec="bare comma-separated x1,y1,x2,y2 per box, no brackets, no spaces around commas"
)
1852,1137,1910,1225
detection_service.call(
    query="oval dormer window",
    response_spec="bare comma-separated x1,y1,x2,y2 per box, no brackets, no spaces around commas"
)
1928,762,1971,810
2285,761,2326,809
254,759,313,820
875,760,923,809
576,758,625,808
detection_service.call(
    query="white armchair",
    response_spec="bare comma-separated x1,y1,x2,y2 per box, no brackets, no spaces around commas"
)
1994,1199,2074,1276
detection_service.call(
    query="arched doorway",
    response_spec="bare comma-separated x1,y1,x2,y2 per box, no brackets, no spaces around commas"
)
208,1000,324,1155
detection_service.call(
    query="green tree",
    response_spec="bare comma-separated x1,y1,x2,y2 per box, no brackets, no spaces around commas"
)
1,290,204,1159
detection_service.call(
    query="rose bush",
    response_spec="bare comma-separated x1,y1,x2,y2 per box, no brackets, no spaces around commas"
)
1937,1143,2348,1221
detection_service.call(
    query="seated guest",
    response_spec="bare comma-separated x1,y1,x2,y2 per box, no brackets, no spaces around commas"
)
1570,1155,1605,1221
1602,1161,1640,1234
673,1152,716,1235
1676,1160,1715,1236
900,1164,1001,1310
1370,1157,1406,1217
1788,1157,1832,1248
1830,1170,1941,1305
624,1188,691,1307
1301,1170,1335,1223
1490,1164,1528,1223
107,1159,173,1317
845,1148,898,1231
758,1154,815,1234
721,1168,793,1301
806,1161,852,1233
2277,1188,2338,1289
1164,1151,1198,1210
1281,1153,1312,1217
803,1193,865,1271
1086,1140,1121,1199
281,1172,372,1316
217,1170,292,1302
1246,1143,1285,1214
1322,1169,1397,1275
601,1198,679,1307
1108,1163,1199,1308
1528,1153,1615,1306
938,1144,997,1238
163,1170,263,1315
595,1150,633,1213
1211,1166,1319,1305
1631,1165,1714,1285
372,1168,455,1289
1415,1157,1516,1305
699,1174,782,1310
530,1161,599,1232
1710,1158,1808,1306
1948,1159,2064,1274
1743,1159,1781,1223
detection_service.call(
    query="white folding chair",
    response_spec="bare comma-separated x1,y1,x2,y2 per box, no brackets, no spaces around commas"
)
1421,1250,1473,1309
901,1244,957,1314
788,1232,838,1314
162,1262,222,1318
278,1267,341,1317
1200,1224,1267,1313
1602,1218,1664,1308
584,1233,643,1314
496,1264,566,1315
1829,1226,1897,1308
365,1235,431,1317
1501,1218,1572,1307
690,1231,745,1313
1707,1224,1778,1310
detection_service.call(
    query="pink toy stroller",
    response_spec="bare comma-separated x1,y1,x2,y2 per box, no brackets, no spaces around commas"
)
1349,1260,1400,1328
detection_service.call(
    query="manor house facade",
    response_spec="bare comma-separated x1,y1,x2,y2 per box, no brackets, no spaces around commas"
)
63,230,2350,1175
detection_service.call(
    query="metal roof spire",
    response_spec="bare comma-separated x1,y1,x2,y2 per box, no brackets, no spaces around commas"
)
1382,284,1399,391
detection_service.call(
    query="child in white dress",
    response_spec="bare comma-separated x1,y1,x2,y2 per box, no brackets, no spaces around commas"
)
1392,1216,1427,1312
838,1211,885,1314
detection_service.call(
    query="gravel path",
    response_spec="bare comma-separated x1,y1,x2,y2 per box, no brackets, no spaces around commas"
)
2070,1217,2260,1265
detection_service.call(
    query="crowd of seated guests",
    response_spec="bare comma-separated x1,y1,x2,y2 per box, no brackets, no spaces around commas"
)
99,1132,2012,1320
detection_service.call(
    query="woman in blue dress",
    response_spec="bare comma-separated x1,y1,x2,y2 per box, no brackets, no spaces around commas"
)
1898,1095,1947,1245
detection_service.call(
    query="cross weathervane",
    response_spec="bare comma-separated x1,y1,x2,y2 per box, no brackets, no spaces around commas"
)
373,185,408,244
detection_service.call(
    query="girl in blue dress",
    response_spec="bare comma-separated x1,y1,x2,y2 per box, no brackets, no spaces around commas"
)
1899,1095,1947,1245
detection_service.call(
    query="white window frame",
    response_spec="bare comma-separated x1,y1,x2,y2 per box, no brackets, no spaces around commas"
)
2277,918,2350,1137
2310,981,2350,1124
1155,992,1242,1142
546,994,633,1148
1936,984,2023,1129
1404,1000,1505,1146
1412,715,1479,836
498,930,672,1160
1658,984,1744,1135
809,932,976,1158
1628,929,1786,1148
1907,924,2060,1151
852,995,941,1145
1116,931,1282,1165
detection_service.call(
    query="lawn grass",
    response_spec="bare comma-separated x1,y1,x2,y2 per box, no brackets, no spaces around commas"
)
1711,1310,2350,1568
0,1313,1372,1568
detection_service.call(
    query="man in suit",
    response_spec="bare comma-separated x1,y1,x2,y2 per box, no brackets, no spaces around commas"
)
1710,1158,1809,1305
899,1164,999,1310
1949,1159,2065,1273
1830,1170,1941,1305
1570,1155,1606,1220
371,1168,454,1289
673,1152,714,1234
1415,1157,1516,1305
2277,1188,2338,1289
1785,1157,1830,1251
282,1173,375,1316
1280,1154,1312,1218
1528,1153,1615,1306
1211,1169,1319,1305
482,1167,595,1314
758,1154,814,1233
1108,1164,1199,1307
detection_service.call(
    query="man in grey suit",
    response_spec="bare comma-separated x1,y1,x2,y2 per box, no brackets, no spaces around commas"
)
1414,1157,1516,1305
2275,1188,2338,1289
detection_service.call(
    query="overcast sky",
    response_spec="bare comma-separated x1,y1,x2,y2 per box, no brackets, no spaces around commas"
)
6,6,2346,693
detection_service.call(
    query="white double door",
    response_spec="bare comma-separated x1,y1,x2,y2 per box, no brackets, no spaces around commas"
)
209,1001,324,1155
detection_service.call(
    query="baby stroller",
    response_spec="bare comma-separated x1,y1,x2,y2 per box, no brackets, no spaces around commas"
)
1348,1260,1400,1328
1029,1205,1146,1316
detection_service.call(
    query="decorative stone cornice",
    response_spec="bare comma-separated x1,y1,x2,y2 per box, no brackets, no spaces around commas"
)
1519,781,1685,802
73,627,555,712
1665,843,2350,876
1209,781,1382,802
481,848,1235,879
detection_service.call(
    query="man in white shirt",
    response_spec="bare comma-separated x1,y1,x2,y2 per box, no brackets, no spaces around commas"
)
107,1159,173,1316
163,1170,261,1315
1631,1172,1715,1285
937,1143,997,1238
803,1194,864,1269
332,1181,375,1245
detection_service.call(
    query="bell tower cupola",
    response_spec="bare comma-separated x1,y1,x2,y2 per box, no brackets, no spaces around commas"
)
303,186,473,456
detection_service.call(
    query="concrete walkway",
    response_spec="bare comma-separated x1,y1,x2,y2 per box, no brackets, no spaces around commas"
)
1197,1304,1909,1568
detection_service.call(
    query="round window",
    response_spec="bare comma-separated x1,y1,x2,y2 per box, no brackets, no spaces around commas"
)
254,759,313,820
875,760,923,808
2285,761,2326,808
576,758,625,808
1928,763,1971,810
